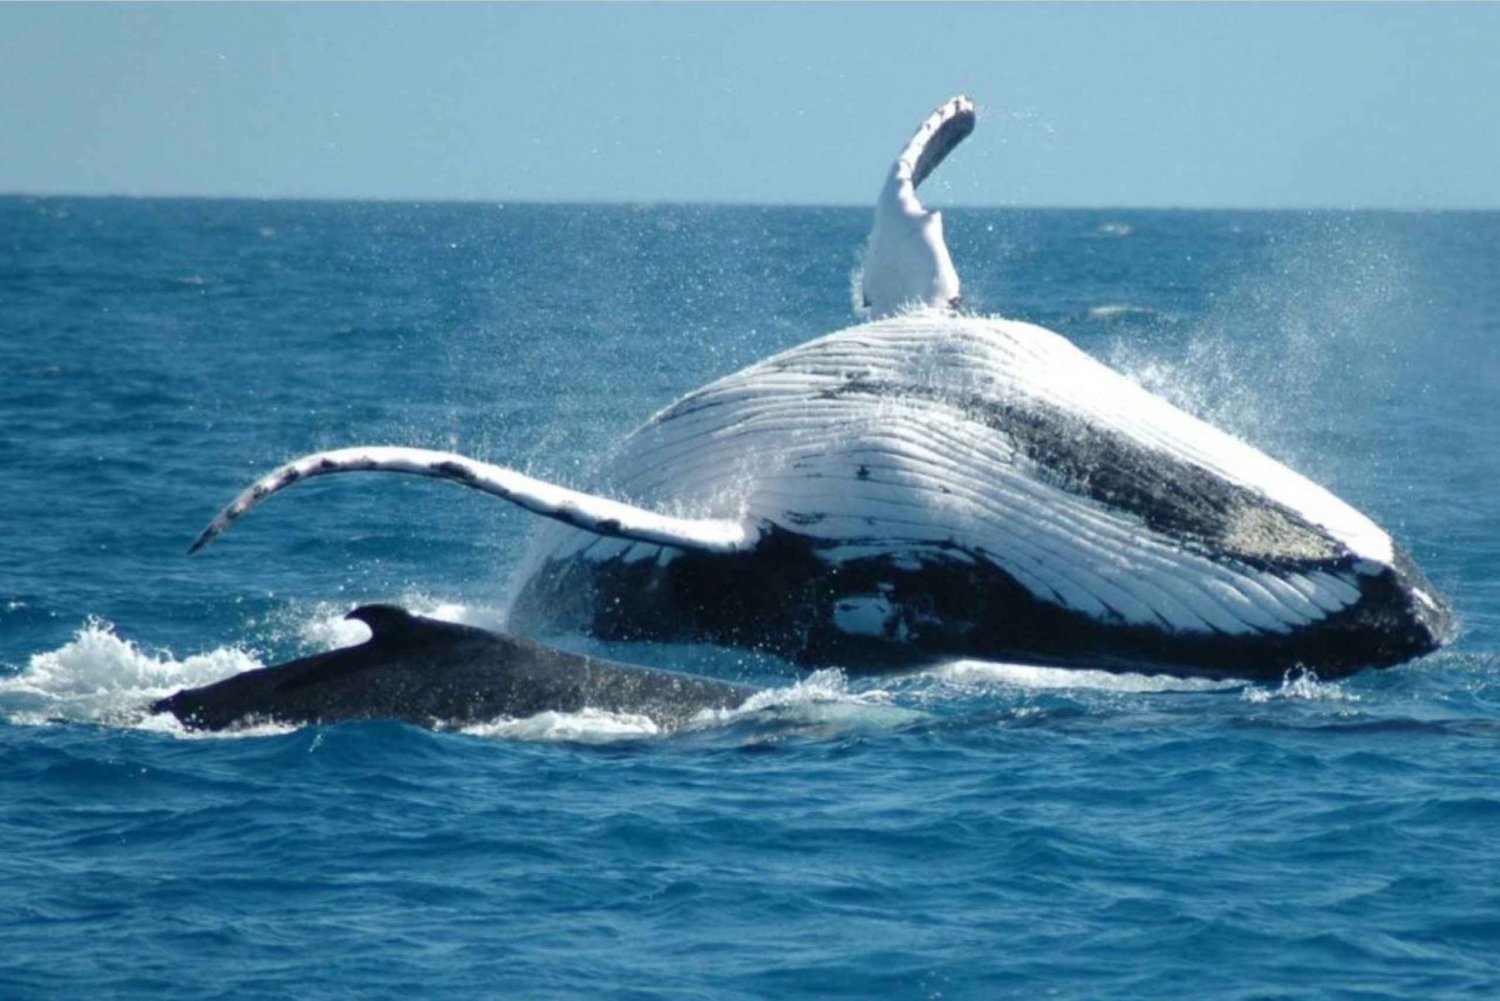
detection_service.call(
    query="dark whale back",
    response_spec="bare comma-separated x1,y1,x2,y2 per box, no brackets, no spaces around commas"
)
152,605,755,732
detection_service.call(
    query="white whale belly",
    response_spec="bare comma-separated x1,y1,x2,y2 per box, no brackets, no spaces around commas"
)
517,310,1397,641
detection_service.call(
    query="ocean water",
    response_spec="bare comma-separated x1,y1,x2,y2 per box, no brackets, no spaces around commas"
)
2,196,1498,999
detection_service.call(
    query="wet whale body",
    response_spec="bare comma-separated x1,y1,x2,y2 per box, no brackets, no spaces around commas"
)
190,96,1452,680
152,605,755,732
505,312,1452,678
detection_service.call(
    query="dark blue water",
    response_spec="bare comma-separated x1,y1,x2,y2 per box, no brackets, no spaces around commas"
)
3,197,1498,998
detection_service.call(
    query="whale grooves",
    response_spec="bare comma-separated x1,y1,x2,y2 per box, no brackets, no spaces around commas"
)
189,96,1452,681
152,605,755,732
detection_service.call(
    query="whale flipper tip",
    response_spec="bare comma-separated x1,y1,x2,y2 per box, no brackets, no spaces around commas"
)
907,95,976,190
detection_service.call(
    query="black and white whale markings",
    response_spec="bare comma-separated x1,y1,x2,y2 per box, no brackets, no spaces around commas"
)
190,96,1452,680
152,605,755,732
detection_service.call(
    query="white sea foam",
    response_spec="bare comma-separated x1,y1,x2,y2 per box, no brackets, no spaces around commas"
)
690,669,923,732
387,665,914,743
460,707,662,743
930,658,1242,694
1241,670,1358,703
460,668,927,743
292,603,375,650
732,668,869,713
0,619,261,732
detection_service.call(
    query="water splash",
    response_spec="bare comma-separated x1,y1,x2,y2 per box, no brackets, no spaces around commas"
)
1105,216,1407,478
1241,669,1359,704
0,619,259,730
0,596,510,736
252,593,511,655
690,668,923,735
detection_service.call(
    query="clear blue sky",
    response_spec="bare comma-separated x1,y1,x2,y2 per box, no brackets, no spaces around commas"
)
3,3,1496,209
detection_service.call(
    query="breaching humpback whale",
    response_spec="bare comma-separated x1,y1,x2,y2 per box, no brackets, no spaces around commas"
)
152,605,754,732
190,96,1452,680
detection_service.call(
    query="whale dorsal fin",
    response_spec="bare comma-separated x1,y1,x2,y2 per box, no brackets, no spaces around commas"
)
187,446,760,557
345,604,419,640
861,95,975,319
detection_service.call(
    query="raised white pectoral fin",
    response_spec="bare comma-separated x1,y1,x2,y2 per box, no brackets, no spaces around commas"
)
897,94,976,193
188,446,758,556
864,96,974,318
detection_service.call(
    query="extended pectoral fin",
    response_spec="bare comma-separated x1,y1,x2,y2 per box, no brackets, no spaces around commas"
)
188,446,760,555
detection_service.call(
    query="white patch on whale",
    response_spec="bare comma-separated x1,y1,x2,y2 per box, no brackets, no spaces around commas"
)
519,310,1393,637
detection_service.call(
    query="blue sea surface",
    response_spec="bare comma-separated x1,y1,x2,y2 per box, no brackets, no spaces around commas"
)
2,197,1498,999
